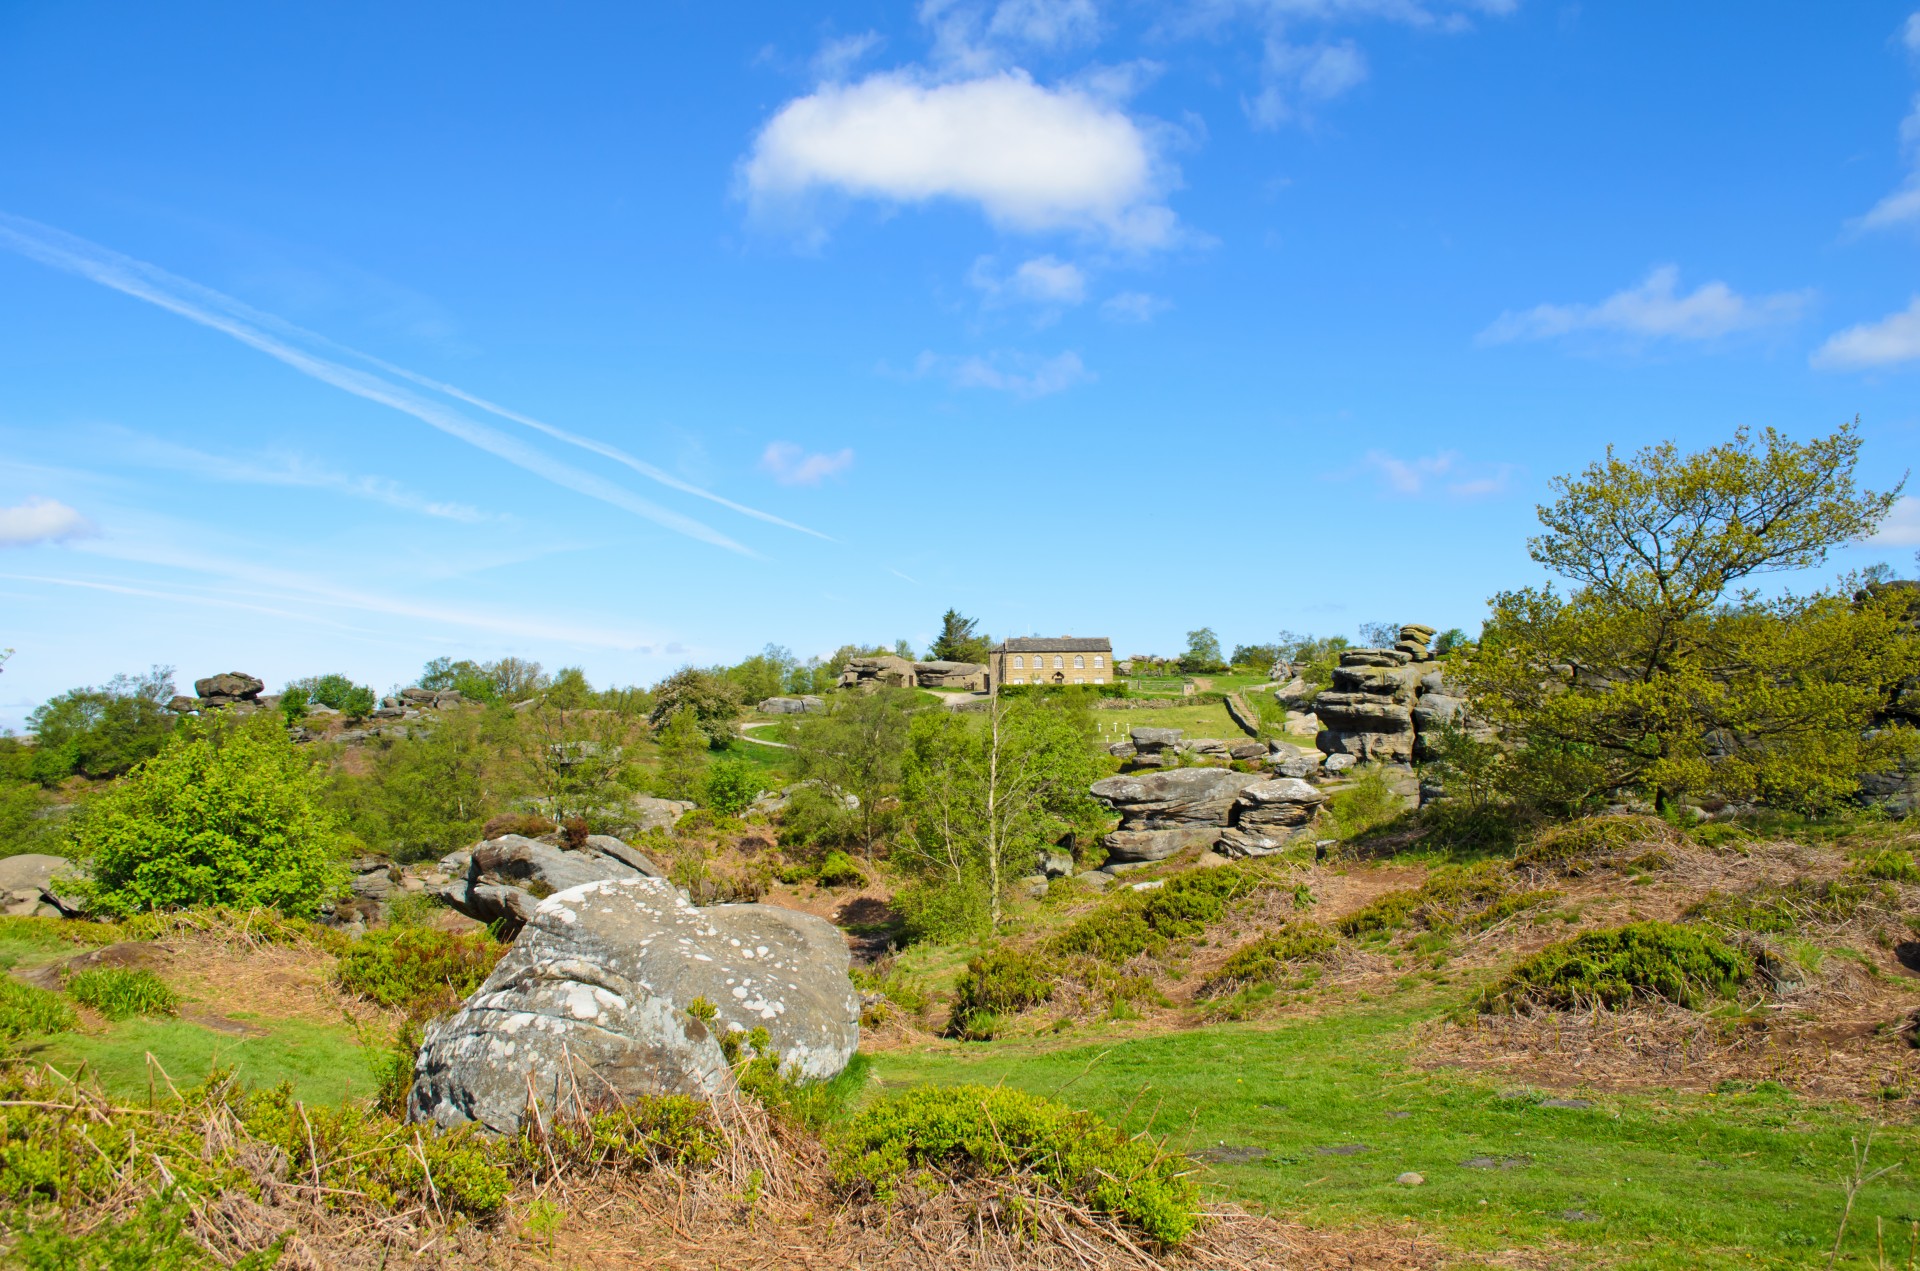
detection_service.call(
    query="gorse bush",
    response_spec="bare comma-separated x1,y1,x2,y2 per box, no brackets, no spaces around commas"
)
1338,862,1557,938
814,850,868,889
1514,814,1679,875
1210,921,1338,990
832,1085,1201,1245
67,713,350,920
1480,921,1752,1013
0,979,76,1041
66,967,178,1020
335,927,503,1011
949,947,1054,1039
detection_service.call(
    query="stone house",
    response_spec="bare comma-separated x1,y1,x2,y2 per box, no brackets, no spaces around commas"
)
990,637,1114,688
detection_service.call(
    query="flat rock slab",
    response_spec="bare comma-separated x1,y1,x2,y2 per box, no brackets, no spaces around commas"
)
1539,1098,1593,1110
1090,768,1262,828
1315,1144,1371,1156
410,876,859,1137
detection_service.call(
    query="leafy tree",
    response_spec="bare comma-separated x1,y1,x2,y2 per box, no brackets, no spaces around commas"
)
1274,630,1352,687
929,609,992,665
892,638,915,660
543,666,595,709
26,668,177,783
647,667,742,747
1178,628,1226,675
1433,627,1472,655
1230,642,1283,670
517,704,638,826
66,713,350,918
702,758,763,815
1458,422,1917,813
287,673,377,721
1357,621,1400,648
724,645,798,705
330,707,520,862
417,656,549,704
895,694,1103,935
279,687,309,727
653,707,708,801
790,687,918,852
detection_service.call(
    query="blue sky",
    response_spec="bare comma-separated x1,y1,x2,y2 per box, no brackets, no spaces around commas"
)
3,1,1919,726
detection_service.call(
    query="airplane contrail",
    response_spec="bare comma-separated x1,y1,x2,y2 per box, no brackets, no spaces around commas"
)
0,213,822,548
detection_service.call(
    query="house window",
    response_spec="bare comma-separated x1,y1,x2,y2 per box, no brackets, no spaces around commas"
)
1093,655,1104,668
1053,655,1064,669
1012,655,1024,669
1073,655,1085,669
1010,677,1024,685
1092,677,1104,685
1074,676,1085,684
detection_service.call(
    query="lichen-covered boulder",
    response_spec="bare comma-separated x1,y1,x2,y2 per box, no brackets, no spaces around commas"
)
409,876,858,1135
1091,768,1262,828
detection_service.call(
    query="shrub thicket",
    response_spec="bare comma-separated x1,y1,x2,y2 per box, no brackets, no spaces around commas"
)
67,714,350,920
24,669,177,783
1338,862,1557,938
948,947,1054,1039
0,979,76,1041
701,759,762,816
334,927,503,1011
1208,921,1338,990
1480,921,1752,1013
832,1084,1201,1245
1686,878,1894,933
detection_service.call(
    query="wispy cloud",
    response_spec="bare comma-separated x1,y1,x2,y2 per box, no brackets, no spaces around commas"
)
1245,37,1367,129
0,214,826,550
1850,16,1920,231
760,442,855,486
1811,296,1920,370
1343,449,1515,499
911,349,1093,397
109,431,489,521
0,497,97,547
1479,265,1810,346
1100,290,1169,322
1869,495,1920,546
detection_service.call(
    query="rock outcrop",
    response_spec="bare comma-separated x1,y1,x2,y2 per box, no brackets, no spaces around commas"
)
0,854,81,917
757,695,825,715
1090,766,1328,867
913,660,988,691
433,834,665,928
836,655,915,690
409,876,859,1135
1312,624,1487,764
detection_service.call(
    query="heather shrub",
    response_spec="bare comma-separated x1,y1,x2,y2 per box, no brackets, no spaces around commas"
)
1480,921,1752,1013
335,927,504,1011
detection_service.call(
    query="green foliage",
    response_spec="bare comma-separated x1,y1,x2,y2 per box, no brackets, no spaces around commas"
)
1685,878,1893,934
896,694,1101,934
832,1084,1201,1245
25,668,177,783
543,666,594,709
1209,921,1338,990
1179,627,1227,674
949,947,1055,1039
517,703,640,827
815,849,868,888
1230,642,1283,670
723,644,800,705
1513,814,1678,875
776,781,859,852
1480,920,1752,1012
1845,847,1920,883
541,1095,725,1171
737,1050,872,1130
1338,862,1557,938
701,758,762,815
11,1189,215,1271
792,688,917,851
1433,627,1471,655
1275,630,1352,688
287,672,377,721
654,705,710,801
647,666,742,747
418,655,550,704
1458,422,1920,814
0,978,76,1040
1050,861,1289,962
67,967,178,1020
329,707,518,863
0,777,65,856
928,609,992,665
279,685,309,726
67,713,350,920
335,926,503,1011
1325,767,1404,839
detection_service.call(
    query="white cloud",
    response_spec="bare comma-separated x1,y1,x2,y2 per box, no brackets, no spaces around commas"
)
1246,37,1368,129
1906,11,1920,52
0,497,96,547
812,31,884,81
760,443,855,486
1480,265,1810,345
741,71,1178,250
986,0,1100,48
1871,495,1920,545
913,349,1093,397
1347,450,1512,499
969,254,1088,311
922,0,1101,71
1100,290,1170,321
1810,296,1920,370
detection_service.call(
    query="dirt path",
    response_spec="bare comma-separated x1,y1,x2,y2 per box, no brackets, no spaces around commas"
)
736,721,791,749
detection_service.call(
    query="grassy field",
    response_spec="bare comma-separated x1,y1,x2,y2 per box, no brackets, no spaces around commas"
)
1089,700,1263,740
865,1004,1920,1270
25,1014,376,1104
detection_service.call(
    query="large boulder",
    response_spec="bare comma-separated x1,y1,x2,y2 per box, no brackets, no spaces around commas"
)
409,876,859,1135
757,696,824,715
1101,827,1219,866
913,661,988,690
1129,727,1182,753
1231,777,1327,830
1091,768,1262,828
0,853,80,917
194,672,264,706
629,796,695,833
433,834,660,927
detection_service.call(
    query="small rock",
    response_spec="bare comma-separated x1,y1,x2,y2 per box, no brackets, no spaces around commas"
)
1540,1098,1592,1110
1193,1144,1269,1165
1315,1144,1370,1156
1074,871,1112,892
1017,874,1049,899
1323,753,1358,774
1395,1171,1425,1186
1128,878,1166,892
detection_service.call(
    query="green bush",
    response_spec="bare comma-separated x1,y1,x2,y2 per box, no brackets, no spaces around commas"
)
1514,814,1677,875
66,713,351,919
1338,862,1557,938
286,673,377,721
1480,921,1752,1013
832,1084,1201,1245
949,947,1056,1038
701,759,762,816
815,850,868,889
67,967,178,1020
1210,921,1338,988
1326,767,1404,839
335,927,503,1011
1686,878,1893,933
1846,848,1920,883
1049,862,1285,962
0,979,76,1040
11,1189,220,1271
24,669,178,783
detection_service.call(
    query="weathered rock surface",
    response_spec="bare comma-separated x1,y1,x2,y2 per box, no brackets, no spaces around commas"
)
433,834,655,927
629,797,695,833
1231,777,1327,829
1091,768,1262,828
757,696,825,715
1129,727,1182,753
194,671,265,704
410,877,859,1135
913,660,989,691
1101,827,1220,865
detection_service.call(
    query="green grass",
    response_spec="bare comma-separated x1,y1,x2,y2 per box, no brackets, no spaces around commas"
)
67,967,179,1020
22,1014,377,1105
0,916,118,972
1090,702,1247,739
861,1003,1920,1269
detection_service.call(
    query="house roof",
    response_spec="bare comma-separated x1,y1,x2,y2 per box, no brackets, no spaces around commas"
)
990,637,1113,654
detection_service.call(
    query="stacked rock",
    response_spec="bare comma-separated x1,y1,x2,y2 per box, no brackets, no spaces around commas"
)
1395,624,1437,662
168,672,266,713
1312,625,1484,764
1089,768,1328,869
